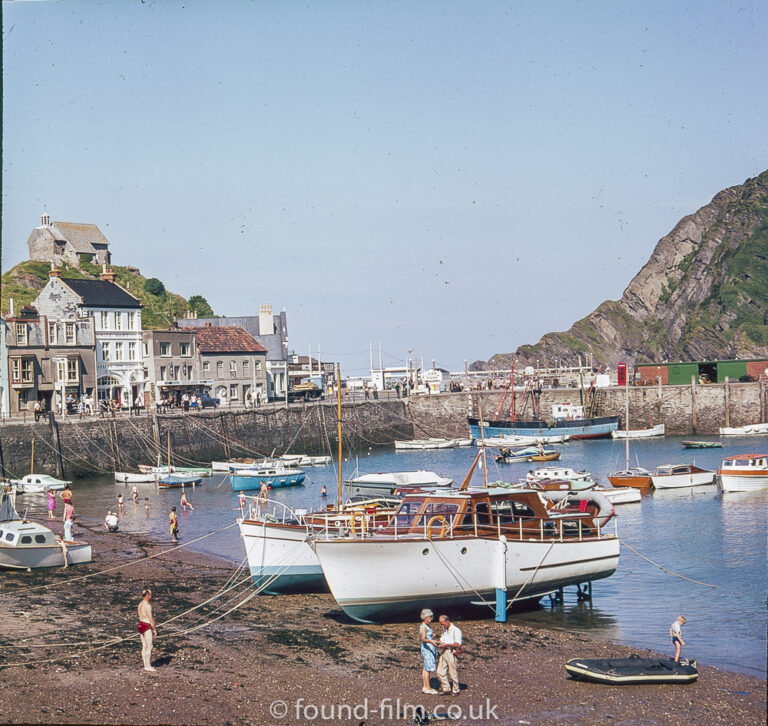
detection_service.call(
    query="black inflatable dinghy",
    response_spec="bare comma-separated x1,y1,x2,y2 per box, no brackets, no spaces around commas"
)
565,655,698,684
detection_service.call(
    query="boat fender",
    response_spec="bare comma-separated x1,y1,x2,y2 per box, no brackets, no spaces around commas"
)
426,515,448,539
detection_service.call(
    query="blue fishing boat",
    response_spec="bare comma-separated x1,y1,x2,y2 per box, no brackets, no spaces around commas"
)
230,463,306,491
469,403,619,441
158,474,203,488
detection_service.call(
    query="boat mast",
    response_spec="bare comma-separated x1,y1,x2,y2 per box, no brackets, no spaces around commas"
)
624,370,630,470
30,439,35,475
479,397,488,488
336,364,343,503
167,430,171,470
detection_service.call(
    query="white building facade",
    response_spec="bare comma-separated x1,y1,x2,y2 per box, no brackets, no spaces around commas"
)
33,268,145,407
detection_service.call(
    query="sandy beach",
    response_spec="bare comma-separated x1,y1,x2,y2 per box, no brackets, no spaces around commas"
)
0,516,764,726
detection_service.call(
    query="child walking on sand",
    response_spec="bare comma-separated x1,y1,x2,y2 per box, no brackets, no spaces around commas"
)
670,615,686,662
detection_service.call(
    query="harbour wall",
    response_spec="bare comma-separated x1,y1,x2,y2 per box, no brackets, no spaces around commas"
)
1,380,765,478
403,380,768,438
0,401,414,479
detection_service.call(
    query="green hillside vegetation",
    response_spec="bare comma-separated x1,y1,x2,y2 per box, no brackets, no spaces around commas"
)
1,259,215,329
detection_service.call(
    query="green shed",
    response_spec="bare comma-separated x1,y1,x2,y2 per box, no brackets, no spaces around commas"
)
667,363,699,385
716,360,747,382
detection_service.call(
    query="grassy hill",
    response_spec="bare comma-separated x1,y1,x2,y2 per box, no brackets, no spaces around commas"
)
1,259,213,328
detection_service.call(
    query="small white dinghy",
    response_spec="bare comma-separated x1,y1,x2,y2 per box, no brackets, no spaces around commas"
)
114,471,156,483
611,423,665,439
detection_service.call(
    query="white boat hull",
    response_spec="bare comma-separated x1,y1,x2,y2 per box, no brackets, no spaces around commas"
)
611,424,665,439
395,439,456,450
597,487,642,505
0,541,92,569
719,423,768,436
114,472,155,483
718,473,768,492
314,534,620,623
238,519,326,593
651,471,715,489
478,435,570,446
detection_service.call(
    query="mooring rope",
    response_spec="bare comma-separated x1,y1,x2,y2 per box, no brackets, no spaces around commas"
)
619,537,718,589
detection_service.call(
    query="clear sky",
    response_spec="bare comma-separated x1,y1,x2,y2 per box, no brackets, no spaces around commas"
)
3,0,766,375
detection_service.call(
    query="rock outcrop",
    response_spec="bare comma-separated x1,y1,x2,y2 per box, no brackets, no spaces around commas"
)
473,170,768,369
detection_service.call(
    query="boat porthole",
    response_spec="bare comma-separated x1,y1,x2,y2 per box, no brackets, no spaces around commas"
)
460,547,468,555
422,548,429,556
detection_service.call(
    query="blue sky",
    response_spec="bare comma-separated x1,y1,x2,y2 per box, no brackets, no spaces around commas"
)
3,1,766,374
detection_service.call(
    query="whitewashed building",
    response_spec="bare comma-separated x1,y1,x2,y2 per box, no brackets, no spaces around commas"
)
33,267,145,407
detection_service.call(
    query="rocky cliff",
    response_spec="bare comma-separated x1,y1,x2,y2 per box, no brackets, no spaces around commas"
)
473,170,768,369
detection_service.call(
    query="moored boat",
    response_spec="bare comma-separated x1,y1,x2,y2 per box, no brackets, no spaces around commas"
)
719,422,768,436
11,474,71,494
611,423,665,439
530,451,561,462
532,467,593,484
495,446,539,463
468,404,619,441
140,465,213,477
115,471,156,483
346,470,452,497
230,463,306,491
681,440,723,449
607,468,653,489
477,434,571,446
651,464,715,489
158,474,203,488
565,656,698,685
717,453,768,492
312,486,620,624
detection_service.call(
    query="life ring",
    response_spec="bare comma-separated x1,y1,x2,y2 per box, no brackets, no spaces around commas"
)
426,514,448,539
349,510,368,536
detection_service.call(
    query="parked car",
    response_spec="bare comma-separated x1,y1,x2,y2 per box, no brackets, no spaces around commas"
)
200,393,220,409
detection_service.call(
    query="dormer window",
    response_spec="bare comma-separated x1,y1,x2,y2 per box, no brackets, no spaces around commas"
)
15,323,27,345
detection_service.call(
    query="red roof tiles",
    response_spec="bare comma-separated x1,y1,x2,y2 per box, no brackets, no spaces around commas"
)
190,325,266,354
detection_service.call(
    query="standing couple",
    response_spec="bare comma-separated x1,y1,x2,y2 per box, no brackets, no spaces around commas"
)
419,609,462,696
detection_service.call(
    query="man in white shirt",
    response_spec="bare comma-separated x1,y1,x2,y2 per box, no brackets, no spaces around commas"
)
436,614,462,695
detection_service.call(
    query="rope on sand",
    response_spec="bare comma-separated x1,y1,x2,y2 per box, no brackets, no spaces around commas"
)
16,522,239,593
619,537,718,589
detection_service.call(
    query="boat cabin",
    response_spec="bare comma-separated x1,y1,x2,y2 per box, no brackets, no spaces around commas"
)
720,455,767,470
0,521,58,548
385,487,609,541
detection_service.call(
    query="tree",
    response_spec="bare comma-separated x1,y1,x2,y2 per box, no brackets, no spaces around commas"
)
144,278,165,296
188,295,214,318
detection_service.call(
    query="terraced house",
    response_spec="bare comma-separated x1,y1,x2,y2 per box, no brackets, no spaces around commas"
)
33,266,144,407
185,324,268,406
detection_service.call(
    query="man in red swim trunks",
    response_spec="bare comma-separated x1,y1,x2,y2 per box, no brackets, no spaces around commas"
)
138,588,157,672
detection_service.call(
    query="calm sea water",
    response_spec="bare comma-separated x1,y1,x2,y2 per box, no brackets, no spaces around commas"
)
18,435,767,678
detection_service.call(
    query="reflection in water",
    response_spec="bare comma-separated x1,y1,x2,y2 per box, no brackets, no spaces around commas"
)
13,435,768,677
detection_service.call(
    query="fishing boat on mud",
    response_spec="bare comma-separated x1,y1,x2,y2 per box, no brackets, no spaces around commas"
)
312,479,620,624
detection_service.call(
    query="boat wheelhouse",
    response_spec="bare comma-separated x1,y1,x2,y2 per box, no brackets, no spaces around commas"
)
651,464,715,489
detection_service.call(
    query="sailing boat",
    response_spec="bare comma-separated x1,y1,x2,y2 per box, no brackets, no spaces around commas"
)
157,432,203,488
607,374,652,489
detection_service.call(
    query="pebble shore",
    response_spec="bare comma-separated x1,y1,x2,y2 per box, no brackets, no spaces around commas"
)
0,517,764,725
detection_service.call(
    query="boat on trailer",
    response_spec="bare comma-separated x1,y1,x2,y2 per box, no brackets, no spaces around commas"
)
565,655,698,684
312,485,620,624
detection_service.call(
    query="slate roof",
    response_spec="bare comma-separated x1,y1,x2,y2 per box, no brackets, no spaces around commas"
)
179,314,288,360
61,278,141,309
191,325,267,354
47,222,110,254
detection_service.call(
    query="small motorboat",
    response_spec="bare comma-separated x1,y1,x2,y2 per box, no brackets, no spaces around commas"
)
719,423,768,436
565,655,698,685
157,474,203,488
607,467,653,489
532,467,593,484
681,440,723,449
530,451,561,462
611,423,665,439
495,446,538,463
0,488,91,569
346,471,452,497
230,463,307,491
11,474,71,494
115,471,155,484
718,453,768,492
651,464,715,489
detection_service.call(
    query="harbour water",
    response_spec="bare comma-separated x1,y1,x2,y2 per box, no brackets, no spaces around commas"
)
19,435,767,678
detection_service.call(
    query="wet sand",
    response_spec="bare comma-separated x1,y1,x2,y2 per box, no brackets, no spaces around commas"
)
0,517,764,725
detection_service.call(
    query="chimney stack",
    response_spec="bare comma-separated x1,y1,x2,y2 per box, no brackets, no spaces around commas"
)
49,262,62,278
100,264,116,284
